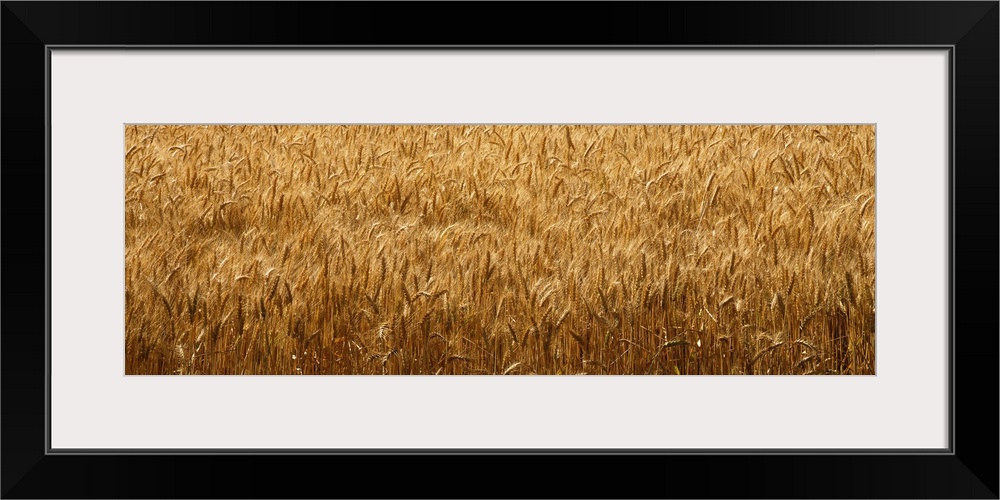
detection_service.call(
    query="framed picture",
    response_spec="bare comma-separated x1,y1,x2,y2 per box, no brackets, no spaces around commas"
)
3,2,996,498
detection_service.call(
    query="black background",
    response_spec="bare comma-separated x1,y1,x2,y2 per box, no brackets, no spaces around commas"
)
2,2,997,498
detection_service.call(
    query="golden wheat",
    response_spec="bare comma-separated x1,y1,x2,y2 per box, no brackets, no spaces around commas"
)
125,124,875,375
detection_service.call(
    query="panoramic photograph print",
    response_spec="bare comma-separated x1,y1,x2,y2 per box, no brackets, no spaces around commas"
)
125,124,875,375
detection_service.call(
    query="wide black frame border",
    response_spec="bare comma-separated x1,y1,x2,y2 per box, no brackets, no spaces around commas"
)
3,2,997,498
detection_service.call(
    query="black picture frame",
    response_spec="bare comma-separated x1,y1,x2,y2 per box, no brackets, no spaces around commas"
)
3,2,996,498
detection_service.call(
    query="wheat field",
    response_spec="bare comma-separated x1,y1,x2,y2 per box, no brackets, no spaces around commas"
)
125,124,875,375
